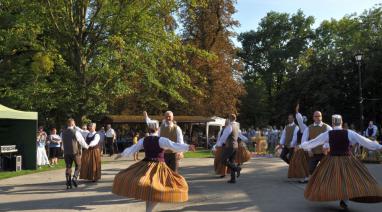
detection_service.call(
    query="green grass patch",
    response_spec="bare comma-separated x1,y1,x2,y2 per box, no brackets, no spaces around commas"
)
0,158,113,180
184,148,213,158
0,159,67,180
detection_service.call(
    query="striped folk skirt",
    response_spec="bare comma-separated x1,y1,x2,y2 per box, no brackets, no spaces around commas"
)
214,146,230,176
288,149,309,178
304,154,382,203
236,143,251,164
112,160,188,203
214,144,251,176
80,147,101,181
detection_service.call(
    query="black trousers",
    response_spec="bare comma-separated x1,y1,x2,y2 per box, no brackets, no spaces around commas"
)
221,147,238,172
308,153,324,175
105,137,115,156
280,147,294,164
64,154,81,171
164,153,178,172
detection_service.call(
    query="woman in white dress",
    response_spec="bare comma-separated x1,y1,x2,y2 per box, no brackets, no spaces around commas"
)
36,127,50,167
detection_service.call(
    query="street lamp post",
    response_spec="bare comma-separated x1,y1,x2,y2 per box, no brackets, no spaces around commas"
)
355,53,363,132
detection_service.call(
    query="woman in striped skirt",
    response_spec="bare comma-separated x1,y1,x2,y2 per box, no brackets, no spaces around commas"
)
299,114,382,209
113,120,195,212
290,106,310,180
80,123,101,182
288,130,309,179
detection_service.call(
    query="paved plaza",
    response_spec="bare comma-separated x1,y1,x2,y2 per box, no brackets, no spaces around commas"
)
0,156,381,212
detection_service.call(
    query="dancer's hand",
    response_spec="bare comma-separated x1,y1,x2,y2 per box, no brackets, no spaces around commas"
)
295,103,300,113
114,154,122,160
143,111,148,118
274,144,280,151
189,145,196,152
323,148,330,155
176,152,184,159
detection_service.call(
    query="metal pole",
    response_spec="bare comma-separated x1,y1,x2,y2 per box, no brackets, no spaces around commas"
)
357,62,364,132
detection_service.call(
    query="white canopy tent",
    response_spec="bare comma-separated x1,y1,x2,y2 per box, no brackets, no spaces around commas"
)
205,116,226,148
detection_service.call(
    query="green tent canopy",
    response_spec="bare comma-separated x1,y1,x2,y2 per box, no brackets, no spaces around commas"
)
0,104,38,120
0,104,38,170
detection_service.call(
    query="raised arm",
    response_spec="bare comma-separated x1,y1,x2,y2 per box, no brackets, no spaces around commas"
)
295,112,307,133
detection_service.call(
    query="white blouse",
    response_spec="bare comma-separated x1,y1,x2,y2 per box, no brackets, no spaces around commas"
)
121,134,189,158
300,127,382,151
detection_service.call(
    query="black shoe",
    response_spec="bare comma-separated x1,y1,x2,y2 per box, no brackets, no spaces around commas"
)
219,175,226,178
298,179,308,184
236,167,242,178
66,181,72,189
72,178,78,188
339,200,348,210
227,179,236,184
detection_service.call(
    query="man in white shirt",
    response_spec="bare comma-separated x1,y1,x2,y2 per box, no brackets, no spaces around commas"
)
216,114,242,183
365,121,378,140
105,124,116,156
144,111,184,172
296,107,332,183
279,114,299,164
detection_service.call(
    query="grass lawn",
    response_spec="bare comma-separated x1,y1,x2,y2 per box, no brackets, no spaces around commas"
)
0,159,67,180
184,148,214,158
0,158,116,180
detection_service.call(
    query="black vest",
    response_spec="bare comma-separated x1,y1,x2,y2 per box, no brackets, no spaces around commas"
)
226,123,239,149
329,130,350,156
143,136,164,162
62,128,80,155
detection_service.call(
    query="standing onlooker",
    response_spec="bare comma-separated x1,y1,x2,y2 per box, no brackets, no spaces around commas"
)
36,126,50,167
98,127,106,155
364,121,378,140
48,128,62,166
80,124,90,139
268,126,279,151
105,124,116,156
132,132,139,161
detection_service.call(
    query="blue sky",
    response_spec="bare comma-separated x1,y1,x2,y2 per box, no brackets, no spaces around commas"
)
232,0,381,46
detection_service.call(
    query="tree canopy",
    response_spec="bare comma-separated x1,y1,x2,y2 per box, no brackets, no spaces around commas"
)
238,5,382,129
